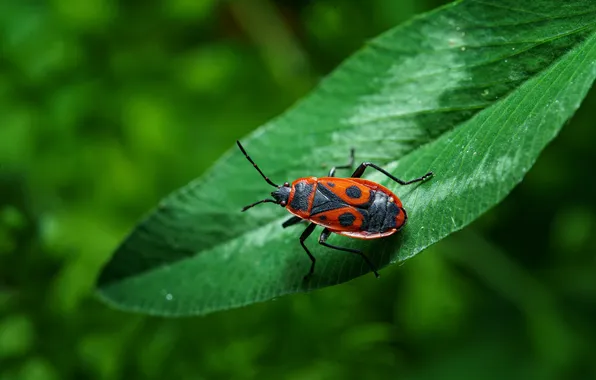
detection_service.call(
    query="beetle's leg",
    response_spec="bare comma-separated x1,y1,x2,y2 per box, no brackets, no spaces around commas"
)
300,223,317,280
282,216,303,228
328,148,355,177
351,162,433,185
318,228,380,278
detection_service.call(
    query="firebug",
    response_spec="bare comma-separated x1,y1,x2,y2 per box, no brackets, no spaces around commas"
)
237,140,433,279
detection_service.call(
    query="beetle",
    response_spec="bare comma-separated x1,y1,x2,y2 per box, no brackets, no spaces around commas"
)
237,140,433,279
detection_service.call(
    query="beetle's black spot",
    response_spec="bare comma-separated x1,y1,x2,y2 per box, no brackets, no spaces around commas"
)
327,182,335,187
319,215,327,221
345,185,361,199
339,212,356,227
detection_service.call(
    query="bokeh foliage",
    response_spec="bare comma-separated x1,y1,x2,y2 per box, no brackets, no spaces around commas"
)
1,0,596,379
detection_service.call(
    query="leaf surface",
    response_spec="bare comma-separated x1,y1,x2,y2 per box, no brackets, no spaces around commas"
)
97,0,596,316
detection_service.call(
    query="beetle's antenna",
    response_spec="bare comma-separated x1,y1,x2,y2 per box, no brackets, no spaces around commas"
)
242,199,277,212
237,141,279,188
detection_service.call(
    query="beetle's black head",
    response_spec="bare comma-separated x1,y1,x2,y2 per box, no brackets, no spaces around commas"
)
241,182,291,212
271,182,291,206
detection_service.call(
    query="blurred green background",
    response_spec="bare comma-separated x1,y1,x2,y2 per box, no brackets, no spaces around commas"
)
1,0,596,379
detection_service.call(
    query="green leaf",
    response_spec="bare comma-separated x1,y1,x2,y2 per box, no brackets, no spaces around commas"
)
97,0,596,316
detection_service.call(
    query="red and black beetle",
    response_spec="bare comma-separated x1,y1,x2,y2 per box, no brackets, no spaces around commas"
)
237,140,433,279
